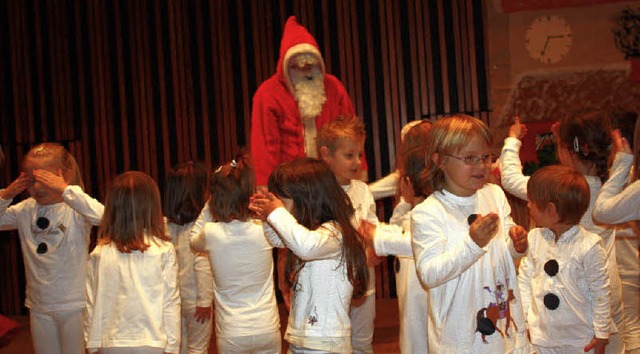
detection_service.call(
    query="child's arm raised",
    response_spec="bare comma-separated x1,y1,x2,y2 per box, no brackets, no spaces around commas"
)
33,169,104,225
0,173,32,230
250,192,342,260
499,117,530,201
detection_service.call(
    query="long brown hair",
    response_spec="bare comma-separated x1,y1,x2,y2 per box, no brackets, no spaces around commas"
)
98,171,168,253
208,152,255,222
267,158,368,298
163,161,208,225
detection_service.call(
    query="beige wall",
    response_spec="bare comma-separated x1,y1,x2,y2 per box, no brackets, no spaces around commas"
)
486,1,636,131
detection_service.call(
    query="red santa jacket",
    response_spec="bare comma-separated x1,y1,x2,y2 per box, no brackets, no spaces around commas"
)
250,16,356,186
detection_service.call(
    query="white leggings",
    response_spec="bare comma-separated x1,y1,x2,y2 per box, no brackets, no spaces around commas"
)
30,308,84,354
181,307,212,354
216,330,281,354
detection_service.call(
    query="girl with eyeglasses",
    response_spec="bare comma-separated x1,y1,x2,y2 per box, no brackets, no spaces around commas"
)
411,114,530,353
0,143,104,354
500,112,625,353
520,165,611,354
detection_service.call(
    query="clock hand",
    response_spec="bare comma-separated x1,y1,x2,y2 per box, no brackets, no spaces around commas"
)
541,36,551,56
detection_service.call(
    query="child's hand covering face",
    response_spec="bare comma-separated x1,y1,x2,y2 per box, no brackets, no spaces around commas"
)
249,191,284,221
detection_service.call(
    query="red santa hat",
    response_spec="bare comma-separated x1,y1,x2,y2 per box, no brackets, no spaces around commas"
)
277,16,326,84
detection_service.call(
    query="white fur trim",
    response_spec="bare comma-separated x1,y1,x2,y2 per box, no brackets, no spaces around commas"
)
283,43,326,94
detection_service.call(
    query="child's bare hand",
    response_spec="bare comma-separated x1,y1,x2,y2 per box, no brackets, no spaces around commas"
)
32,169,68,195
469,213,499,248
193,306,211,323
611,129,631,155
358,220,376,250
508,225,528,253
249,191,284,220
508,116,528,140
0,173,31,200
584,336,608,354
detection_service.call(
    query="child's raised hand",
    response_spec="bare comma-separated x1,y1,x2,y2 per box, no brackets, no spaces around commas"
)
468,213,499,248
508,116,528,140
357,220,383,265
193,306,211,323
0,173,31,200
508,225,528,253
249,191,284,220
610,129,631,155
584,336,608,354
32,169,68,195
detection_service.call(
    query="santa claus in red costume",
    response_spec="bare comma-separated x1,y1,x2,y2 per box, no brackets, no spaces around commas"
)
250,16,358,186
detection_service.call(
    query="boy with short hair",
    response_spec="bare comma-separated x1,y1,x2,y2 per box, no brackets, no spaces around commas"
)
519,165,611,354
317,115,377,354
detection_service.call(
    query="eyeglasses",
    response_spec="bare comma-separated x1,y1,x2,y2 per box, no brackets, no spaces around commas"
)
543,259,560,310
445,153,493,166
36,217,50,254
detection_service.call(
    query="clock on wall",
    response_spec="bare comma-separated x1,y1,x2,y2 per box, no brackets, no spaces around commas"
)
525,15,572,64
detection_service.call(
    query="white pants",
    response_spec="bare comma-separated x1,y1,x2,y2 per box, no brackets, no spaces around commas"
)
93,347,164,354
396,257,428,354
216,330,281,354
30,308,84,354
621,270,640,353
288,345,332,353
180,307,212,354
349,270,375,354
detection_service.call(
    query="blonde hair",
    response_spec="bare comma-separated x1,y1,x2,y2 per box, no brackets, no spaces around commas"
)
316,115,366,153
422,114,493,192
98,171,168,253
24,143,84,189
527,165,590,225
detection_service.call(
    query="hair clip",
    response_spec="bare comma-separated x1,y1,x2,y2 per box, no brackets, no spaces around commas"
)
230,160,237,168
573,137,580,153
582,144,589,156
214,166,223,173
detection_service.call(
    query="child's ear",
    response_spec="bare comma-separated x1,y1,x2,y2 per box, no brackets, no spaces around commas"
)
430,153,442,167
546,202,560,220
319,146,331,160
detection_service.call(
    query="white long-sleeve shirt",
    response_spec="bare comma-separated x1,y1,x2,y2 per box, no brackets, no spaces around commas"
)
266,207,353,353
412,184,529,353
368,170,400,200
190,219,280,339
85,235,181,353
518,226,611,347
0,185,103,312
500,137,625,333
165,220,213,310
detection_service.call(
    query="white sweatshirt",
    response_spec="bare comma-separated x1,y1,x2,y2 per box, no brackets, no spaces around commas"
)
0,185,103,312
85,235,181,353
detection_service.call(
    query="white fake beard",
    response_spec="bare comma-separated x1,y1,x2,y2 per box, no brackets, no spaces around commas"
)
293,77,327,120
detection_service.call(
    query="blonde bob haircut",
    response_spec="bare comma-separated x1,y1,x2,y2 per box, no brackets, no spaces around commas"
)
527,165,590,225
24,143,84,189
423,114,493,192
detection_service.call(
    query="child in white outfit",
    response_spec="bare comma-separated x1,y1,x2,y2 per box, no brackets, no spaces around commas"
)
317,116,379,354
85,171,181,354
250,157,369,353
519,165,611,353
593,129,640,353
163,162,213,354
190,155,281,353
412,114,530,353
0,143,104,354
500,114,625,353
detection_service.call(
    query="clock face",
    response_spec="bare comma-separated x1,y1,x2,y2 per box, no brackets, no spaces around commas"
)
525,15,572,64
